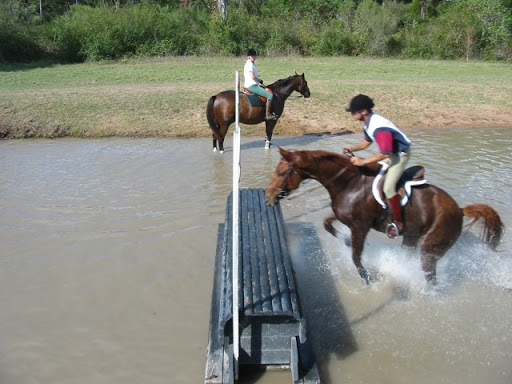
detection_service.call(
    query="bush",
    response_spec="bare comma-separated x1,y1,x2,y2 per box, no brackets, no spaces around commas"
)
43,4,208,62
399,0,512,60
0,19,44,62
2,0,511,63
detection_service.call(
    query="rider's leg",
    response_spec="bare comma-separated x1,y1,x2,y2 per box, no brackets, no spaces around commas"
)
386,194,403,238
248,85,277,120
383,149,411,239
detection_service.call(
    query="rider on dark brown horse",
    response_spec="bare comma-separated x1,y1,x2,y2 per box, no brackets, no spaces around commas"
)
243,48,277,121
343,94,412,239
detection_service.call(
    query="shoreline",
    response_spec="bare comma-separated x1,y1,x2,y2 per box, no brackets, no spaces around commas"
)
1,56,511,139
2,122,511,140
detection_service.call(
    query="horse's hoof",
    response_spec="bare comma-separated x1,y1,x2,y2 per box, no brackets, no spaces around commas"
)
265,140,271,150
212,148,217,152
358,268,373,285
219,150,224,154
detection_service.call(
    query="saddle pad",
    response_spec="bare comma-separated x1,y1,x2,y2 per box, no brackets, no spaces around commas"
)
242,92,265,107
372,163,427,209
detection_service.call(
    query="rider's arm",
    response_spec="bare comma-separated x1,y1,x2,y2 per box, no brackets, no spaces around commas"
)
249,69,261,84
348,139,371,152
362,152,389,165
362,130,393,165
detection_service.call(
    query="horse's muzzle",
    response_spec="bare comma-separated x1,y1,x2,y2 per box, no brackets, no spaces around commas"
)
264,187,288,206
278,190,289,199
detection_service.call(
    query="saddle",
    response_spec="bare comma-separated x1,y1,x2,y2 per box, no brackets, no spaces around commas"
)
243,87,273,106
372,162,427,209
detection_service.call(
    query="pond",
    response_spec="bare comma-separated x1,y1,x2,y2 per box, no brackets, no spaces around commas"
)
1,127,511,384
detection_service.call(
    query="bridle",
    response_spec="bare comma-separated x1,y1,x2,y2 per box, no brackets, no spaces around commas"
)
269,153,353,201
270,76,310,99
270,157,300,199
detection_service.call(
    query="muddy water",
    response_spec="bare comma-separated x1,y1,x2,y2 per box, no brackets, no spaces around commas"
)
0,128,511,384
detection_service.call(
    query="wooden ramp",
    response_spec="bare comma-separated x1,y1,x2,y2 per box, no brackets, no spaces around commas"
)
205,188,321,384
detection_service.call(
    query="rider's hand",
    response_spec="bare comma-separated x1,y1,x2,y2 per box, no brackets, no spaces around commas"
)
343,146,352,154
350,156,365,167
259,79,264,84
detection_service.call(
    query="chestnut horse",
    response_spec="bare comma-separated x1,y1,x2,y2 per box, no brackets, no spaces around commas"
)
265,148,504,284
206,73,311,153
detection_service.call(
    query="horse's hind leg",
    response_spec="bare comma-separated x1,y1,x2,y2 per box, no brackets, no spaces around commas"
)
212,134,218,152
419,238,453,283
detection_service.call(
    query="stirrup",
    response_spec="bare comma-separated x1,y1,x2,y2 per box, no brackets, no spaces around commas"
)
265,113,278,121
386,222,400,239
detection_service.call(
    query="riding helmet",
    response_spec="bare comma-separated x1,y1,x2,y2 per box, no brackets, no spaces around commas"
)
247,48,257,57
346,94,375,112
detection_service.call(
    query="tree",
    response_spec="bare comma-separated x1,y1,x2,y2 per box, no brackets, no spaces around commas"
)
217,0,226,21
420,0,427,19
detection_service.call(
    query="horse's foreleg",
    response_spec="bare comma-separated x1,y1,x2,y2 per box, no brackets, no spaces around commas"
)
264,121,277,149
324,215,338,237
402,235,419,249
350,227,373,284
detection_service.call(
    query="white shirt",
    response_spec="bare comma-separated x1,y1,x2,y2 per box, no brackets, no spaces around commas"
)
244,59,259,88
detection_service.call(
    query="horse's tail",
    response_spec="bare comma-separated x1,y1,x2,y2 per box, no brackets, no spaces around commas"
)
206,95,222,140
462,204,504,250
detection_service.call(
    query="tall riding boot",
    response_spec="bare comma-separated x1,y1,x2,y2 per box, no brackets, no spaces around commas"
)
386,194,404,239
265,99,277,121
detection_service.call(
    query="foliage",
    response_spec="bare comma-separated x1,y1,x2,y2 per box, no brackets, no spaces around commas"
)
0,17,44,62
0,0,511,62
42,4,208,61
399,0,512,60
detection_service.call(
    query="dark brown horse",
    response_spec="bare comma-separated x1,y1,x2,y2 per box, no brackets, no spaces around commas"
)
206,73,311,153
265,148,504,284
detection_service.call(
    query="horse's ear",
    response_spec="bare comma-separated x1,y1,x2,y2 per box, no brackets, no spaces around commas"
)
295,71,298,76
280,148,300,164
279,147,294,162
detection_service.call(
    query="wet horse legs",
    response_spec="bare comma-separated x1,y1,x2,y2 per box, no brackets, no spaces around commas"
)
351,227,373,284
265,121,277,150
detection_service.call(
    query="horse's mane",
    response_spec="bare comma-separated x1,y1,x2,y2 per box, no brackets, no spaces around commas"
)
267,75,299,89
302,150,380,177
303,150,351,169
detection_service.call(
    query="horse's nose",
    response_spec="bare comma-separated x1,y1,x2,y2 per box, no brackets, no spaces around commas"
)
278,190,288,199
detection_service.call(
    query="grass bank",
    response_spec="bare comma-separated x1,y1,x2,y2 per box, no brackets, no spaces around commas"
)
1,56,511,139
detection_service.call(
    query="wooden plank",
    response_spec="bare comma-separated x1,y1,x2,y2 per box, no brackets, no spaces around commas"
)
241,189,253,316
206,188,321,383
274,200,301,318
257,189,283,313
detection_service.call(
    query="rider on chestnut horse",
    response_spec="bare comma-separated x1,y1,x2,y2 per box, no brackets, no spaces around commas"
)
243,48,278,121
343,94,411,240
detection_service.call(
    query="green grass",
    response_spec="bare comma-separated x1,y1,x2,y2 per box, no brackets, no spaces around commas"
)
1,56,511,139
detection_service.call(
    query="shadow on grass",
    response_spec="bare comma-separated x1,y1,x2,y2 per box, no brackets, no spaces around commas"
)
0,60,58,72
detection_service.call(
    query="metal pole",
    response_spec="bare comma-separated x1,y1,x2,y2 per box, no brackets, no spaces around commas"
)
232,70,241,380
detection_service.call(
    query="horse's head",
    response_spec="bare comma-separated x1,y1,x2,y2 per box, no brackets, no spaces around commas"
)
295,73,311,98
265,147,304,206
